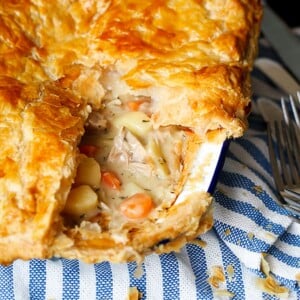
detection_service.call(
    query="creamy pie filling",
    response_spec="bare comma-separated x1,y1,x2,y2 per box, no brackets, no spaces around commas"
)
62,93,190,229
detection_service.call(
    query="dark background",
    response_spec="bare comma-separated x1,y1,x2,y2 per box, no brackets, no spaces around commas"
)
268,1,300,27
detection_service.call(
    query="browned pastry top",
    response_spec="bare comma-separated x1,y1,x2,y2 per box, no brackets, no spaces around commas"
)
0,0,262,264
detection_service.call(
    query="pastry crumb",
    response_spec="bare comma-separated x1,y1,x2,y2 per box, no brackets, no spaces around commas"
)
189,238,207,248
253,185,263,194
260,253,270,276
208,265,226,288
226,264,235,282
247,232,254,240
208,266,235,299
127,287,142,300
256,276,289,299
258,253,289,298
224,228,231,236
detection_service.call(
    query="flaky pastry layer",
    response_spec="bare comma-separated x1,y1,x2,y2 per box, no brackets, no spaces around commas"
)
0,0,262,264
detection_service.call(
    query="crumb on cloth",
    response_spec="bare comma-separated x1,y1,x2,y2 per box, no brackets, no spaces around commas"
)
295,273,300,283
257,253,290,299
253,185,263,194
208,265,226,288
189,238,207,248
256,276,289,299
207,265,235,298
127,286,142,300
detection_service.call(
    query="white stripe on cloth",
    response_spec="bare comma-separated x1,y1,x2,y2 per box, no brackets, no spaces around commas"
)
241,265,264,300
174,248,197,299
13,260,30,300
111,262,130,300
229,141,273,184
201,231,232,294
267,225,300,281
214,201,290,244
79,262,96,300
144,254,164,300
267,255,300,282
45,259,63,300
219,157,293,220
244,136,268,155
216,183,289,225
214,201,293,275
288,290,300,300
223,241,262,271
274,236,300,258
286,222,300,237
222,157,274,194
216,182,292,232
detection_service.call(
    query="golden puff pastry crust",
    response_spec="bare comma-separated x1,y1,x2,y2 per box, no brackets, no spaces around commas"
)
0,0,262,264
0,76,89,264
1,0,262,137
53,193,214,263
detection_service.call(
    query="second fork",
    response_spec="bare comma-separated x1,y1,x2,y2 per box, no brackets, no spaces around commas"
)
281,91,300,128
267,118,300,218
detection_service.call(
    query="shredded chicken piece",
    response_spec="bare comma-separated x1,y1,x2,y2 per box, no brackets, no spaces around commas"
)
107,128,153,176
125,130,148,162
108,128,147,165
128,162,153,177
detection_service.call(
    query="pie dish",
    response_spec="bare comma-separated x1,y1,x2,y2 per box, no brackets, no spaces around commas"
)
0,0,262,264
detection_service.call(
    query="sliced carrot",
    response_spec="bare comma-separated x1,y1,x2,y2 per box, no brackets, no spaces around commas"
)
126,99,148,111
101,171,121,190
79,145,98,157
119,193,154,219
127,101,141,111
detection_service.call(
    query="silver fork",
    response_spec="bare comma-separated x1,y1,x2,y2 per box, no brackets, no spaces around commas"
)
267,118,300,219
281,91,300,128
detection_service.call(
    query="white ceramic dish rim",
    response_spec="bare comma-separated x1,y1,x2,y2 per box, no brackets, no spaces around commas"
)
176,139,229,204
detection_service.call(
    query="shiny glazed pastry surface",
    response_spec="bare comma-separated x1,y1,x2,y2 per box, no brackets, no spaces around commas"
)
0,0,262,264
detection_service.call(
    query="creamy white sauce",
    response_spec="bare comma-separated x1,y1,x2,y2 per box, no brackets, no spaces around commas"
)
66,94,188,226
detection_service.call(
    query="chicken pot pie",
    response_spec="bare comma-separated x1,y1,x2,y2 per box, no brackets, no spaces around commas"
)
0,0,262,264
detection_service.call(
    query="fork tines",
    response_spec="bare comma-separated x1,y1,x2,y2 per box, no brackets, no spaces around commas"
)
281,91,300,128
267,117,300,219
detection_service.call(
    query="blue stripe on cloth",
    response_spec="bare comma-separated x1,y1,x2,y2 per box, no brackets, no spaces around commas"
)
61,259,80,300
246,266,264,278
224,151,279,200
217,171,289,216
271,273,299,291
94,262,113,300
263,293,282,300
248,114,267,132
214,190,286,235
268,247,300,268
279,232,300,247
219,241,245,299
0,264,14,300
29,259,46,300
233,138,272,176
186,243,213,300
214,220,271,252
127,261,147,300
159,253,180,300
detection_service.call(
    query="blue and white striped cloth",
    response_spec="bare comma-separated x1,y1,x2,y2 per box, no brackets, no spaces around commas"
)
1,35,300,300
